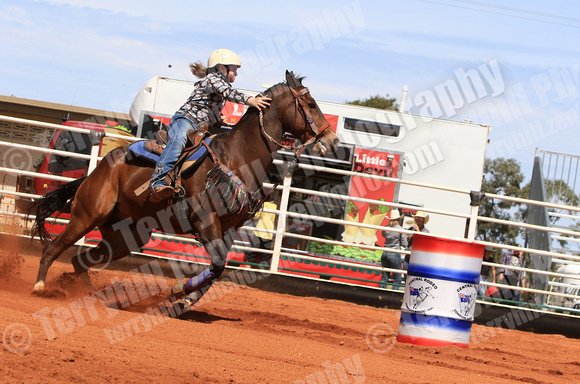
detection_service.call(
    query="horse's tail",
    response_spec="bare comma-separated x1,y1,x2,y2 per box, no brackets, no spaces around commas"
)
30,177,87,244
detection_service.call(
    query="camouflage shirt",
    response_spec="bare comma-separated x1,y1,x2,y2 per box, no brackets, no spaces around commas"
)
177,71,251,127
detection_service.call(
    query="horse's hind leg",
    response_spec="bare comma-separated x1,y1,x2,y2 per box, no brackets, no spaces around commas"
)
34,217,100,291
71,225,150,288
171,214,235,300
35,188,117,290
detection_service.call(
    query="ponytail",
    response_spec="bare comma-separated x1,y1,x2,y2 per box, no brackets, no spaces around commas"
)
189,61,208,79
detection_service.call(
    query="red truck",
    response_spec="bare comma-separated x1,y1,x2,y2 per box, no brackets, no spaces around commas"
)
15,120,135,213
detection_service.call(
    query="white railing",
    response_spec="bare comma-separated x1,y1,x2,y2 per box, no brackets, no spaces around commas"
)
1,114,580,319
0,115,142,202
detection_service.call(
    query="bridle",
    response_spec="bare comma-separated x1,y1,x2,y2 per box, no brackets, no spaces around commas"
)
289,86,331,140
251,83,332,216
258,84,331,152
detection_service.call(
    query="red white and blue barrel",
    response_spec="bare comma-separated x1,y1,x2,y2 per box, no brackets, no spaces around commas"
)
397,234,484,348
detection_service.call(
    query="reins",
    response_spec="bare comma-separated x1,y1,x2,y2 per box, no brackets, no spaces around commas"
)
258,109,316,150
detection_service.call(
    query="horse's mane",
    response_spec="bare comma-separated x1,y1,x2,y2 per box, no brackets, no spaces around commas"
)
263,82,285,98
263,74,305,97
228,74,306,130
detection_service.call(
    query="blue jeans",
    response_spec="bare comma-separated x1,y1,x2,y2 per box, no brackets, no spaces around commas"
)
381,251,403,288
150,115,198,188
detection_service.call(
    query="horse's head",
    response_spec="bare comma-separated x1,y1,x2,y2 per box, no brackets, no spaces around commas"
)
275,71,340,156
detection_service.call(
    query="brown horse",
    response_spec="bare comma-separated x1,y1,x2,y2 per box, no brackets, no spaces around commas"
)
31,71,339,301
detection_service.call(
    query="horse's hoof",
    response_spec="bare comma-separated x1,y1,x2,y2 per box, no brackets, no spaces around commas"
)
182,292,201,311
168,282,186,300
173,292,201,314
33,281,45,291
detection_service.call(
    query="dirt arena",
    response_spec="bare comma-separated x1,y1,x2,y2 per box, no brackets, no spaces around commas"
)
1,243,580,384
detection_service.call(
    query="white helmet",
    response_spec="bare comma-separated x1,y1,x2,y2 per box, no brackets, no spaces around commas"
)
207,49,241,68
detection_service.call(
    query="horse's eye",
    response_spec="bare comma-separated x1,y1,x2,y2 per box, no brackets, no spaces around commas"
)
308,103,316,109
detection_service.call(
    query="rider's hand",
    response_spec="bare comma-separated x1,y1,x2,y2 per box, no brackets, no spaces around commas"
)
248,95,271,111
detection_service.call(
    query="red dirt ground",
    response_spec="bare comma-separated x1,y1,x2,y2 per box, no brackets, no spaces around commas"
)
1,243,579,383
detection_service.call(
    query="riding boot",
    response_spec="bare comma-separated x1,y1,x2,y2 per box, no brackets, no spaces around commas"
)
150,184,176,202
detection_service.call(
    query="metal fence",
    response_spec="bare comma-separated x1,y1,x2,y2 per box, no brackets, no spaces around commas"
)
533,149,580,311
1,114,580,322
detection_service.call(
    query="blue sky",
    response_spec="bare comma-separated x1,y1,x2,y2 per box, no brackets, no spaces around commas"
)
1,0,579,181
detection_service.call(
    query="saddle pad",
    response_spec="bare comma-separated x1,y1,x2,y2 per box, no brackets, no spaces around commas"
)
128,137,213,165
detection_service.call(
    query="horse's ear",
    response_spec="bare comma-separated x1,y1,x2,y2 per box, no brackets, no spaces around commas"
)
286,70,299,88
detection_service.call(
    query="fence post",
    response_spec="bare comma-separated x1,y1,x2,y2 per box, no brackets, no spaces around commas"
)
87,144,100,175
467,191,485,241
269,174,292,273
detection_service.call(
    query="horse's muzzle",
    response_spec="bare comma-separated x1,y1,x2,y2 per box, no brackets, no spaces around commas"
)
314,132,340,156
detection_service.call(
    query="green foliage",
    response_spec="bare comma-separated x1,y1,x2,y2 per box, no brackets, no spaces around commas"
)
520,179,580,249
478,158,524,245
346,94,399,111
540,179,579,220
478,157,579,253
477,158,525,246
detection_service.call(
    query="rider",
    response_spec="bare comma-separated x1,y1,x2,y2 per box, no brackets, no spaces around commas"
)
149,48,271,200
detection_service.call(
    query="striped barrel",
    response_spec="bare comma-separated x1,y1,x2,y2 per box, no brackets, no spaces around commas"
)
397,234,484,348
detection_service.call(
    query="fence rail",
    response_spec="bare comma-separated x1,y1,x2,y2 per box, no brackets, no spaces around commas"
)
1,114,580,320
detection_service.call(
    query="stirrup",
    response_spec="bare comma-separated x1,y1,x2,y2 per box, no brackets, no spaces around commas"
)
150,184,176,202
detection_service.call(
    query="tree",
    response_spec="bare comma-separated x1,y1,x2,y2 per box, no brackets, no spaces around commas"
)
520,179,579,225
520,179,580,251
477,158,525,248
346,94,398,111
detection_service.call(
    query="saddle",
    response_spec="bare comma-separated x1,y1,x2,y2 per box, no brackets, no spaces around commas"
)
142,128,207,158
131,127,212,198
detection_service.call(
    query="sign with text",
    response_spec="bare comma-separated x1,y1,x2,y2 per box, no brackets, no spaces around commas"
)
335,147,404,262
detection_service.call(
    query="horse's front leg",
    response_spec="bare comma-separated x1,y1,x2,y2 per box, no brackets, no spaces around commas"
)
170,213,235,301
